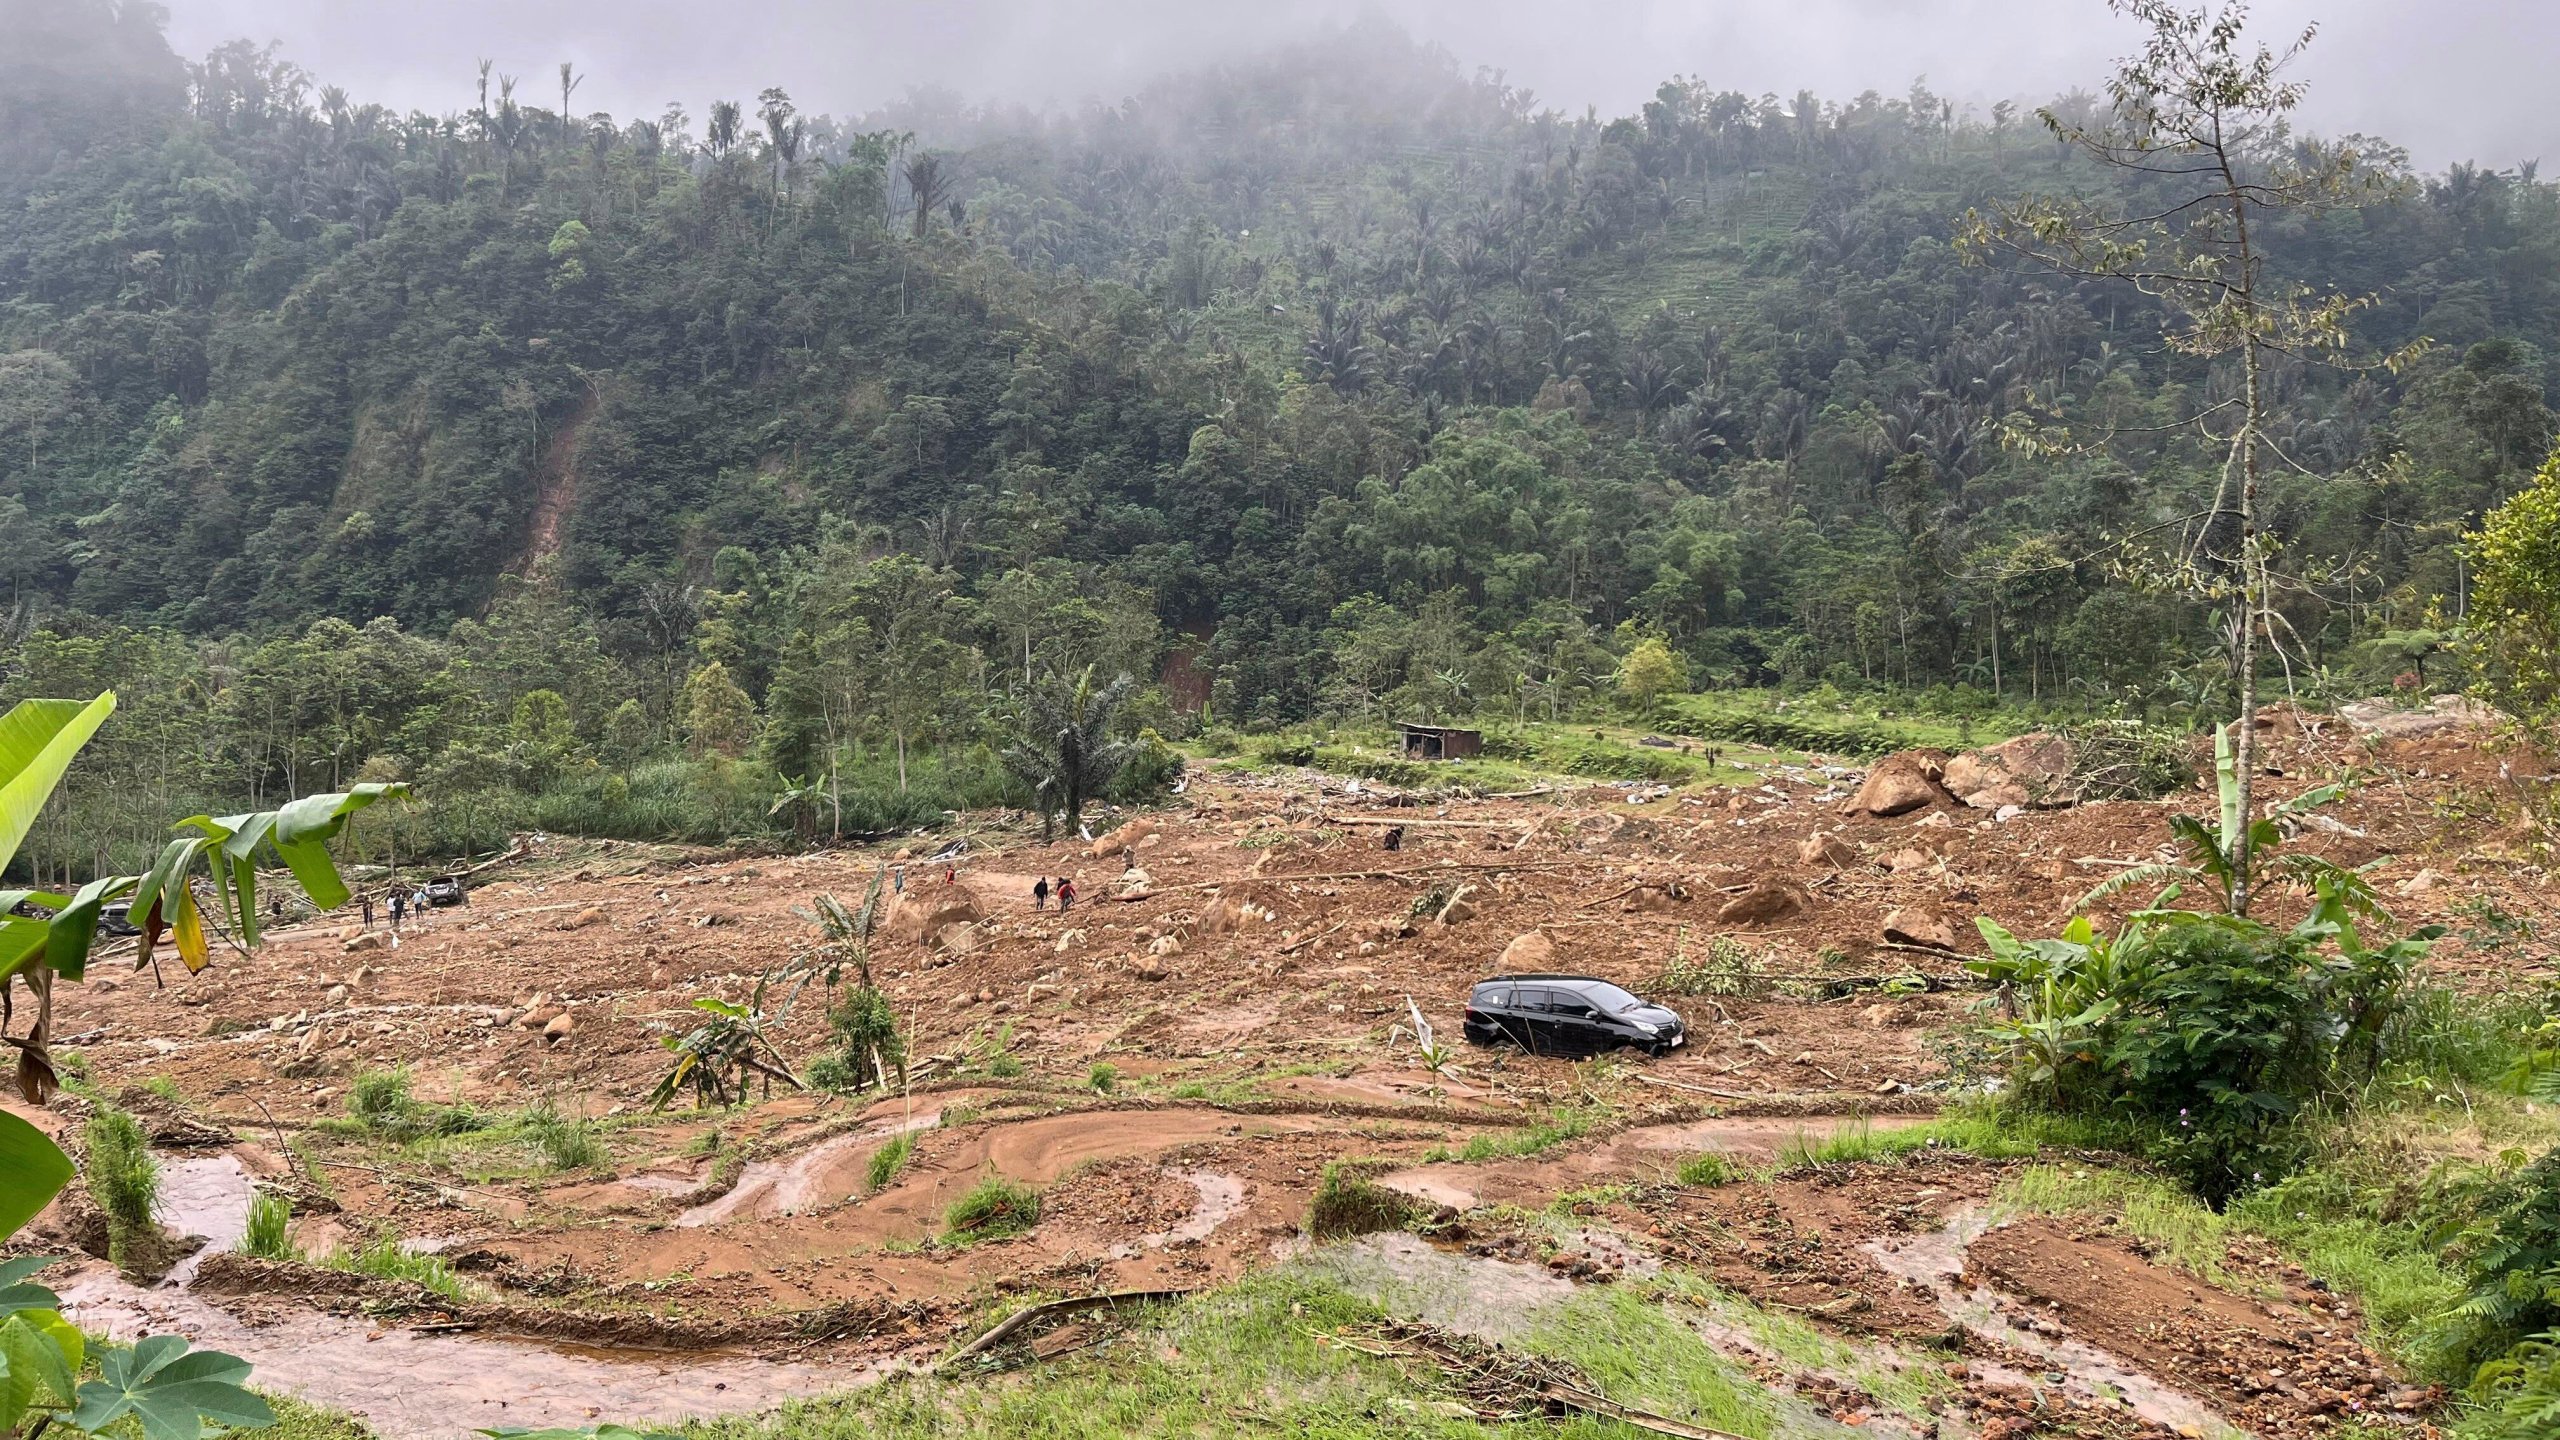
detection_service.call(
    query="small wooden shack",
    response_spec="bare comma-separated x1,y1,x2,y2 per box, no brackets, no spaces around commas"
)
1399,722,1482,761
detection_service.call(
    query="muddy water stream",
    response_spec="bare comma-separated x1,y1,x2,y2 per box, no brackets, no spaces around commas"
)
1864,1205,2241,1439
56,1153,872,1440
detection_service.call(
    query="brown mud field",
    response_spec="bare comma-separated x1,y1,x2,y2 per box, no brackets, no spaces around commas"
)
8,704,2550,1436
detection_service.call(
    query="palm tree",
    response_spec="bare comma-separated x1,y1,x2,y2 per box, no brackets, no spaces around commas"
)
902,151,955,237
1002,666,1137,842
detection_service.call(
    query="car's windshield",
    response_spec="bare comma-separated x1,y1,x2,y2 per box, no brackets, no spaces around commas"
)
1575,982,1646,1013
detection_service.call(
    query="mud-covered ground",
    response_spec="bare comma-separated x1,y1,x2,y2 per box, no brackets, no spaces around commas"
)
8,704,2552,1437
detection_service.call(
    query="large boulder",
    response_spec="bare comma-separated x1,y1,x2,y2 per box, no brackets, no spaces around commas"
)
1716,875,1811,926
1880,908,1961,953
1943,733,2078,810
1499,930,1558,971
1089,817,1158,859
887,889,984,943
1197,884,1283,936
1797,831,1858,868
1849,750,1952,817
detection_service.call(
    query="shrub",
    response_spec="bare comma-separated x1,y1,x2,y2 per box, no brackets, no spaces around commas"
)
85,1106,159,1269
241,1191,299,1261
1973,883,2439,1203
2432,1146,2560,1388
866,1132,915,1192
822,986,906,1091
944,1173,1040,1241
1305,1161,1425,1239
1087,1062,1120,1095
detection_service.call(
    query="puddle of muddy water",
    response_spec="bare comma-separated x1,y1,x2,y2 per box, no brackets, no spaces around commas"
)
1864,1205,2241,1439
1109,1171,1246,1259
154,1153,254,1287
54,1266,867,1440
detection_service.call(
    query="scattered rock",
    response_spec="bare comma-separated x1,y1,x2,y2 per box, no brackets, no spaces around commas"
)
1132,955,1169,982
1146,933,1183,957
1880,908,1961,953
1884,848,1934,873
343,932,388,954
325,984,349,1007
1848,750,1952,817
1716,875,1811,926
516,1004,560,1030
1117,867,1154,898
1943,733,2080,810
1198,885,1283,935
934,922,985,956
543,1012,576,1041
1053,929,1088,952
1499,930,1558,970
560,907,606,931
1435,885,1480,925
1798,831,1858,868
2395,868,2441,897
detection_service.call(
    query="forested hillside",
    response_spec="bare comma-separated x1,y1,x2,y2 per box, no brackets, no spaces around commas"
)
4,0,2556,867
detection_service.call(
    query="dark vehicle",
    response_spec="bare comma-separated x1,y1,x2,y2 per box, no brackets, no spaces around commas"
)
1462,974,1687,1057
98,901,141,938
423,878,468,908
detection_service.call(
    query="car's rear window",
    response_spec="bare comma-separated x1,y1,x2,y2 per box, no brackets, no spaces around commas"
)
1473,986,1513,1007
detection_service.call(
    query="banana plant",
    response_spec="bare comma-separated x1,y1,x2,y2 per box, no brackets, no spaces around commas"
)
0,691,411,1440
2077,723,2373,919
3,695,406,1103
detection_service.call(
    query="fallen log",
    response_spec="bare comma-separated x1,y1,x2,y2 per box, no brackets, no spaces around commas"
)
939,1288,1190,1370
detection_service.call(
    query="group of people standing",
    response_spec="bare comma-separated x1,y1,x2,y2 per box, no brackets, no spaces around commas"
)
356,880,458,933
1031,875,1077,911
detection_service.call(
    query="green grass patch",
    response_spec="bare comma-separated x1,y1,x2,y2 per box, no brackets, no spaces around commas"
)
867,1132,915,1192
1423,1104,1602,1164
522,1102,605,1170
1086,1062,1120,1095
328,1235,469,1302
1675,1152,1738,1187
323,1068,488,1143
1524,1284,1777,1438
85,1104,161,1272
241,1191,300,1262
944,1174,1040,1242
689,1271,1562,1440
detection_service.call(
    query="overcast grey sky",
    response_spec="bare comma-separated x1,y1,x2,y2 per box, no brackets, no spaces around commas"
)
159,0,2555,171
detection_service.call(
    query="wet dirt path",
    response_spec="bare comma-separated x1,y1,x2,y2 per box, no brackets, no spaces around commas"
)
56,1151,871,1440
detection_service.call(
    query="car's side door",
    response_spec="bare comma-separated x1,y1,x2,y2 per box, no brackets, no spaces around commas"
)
1546,989,1605,1055
1498,987,1550,1051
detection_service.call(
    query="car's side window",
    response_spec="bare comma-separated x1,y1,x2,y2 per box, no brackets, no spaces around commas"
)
1513,988,1548,1012
1479,987,1511,1008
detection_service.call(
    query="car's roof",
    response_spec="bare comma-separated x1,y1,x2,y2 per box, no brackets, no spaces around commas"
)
1475,974,1612,986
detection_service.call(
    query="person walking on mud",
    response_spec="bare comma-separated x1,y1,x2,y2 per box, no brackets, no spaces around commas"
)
1033,876,1050,910
360,894,375,931
1056,875,1076,913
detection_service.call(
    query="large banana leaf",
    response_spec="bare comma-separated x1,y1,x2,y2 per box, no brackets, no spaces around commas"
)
0,1112,72,1240
0,695,115,877
168,784,406,969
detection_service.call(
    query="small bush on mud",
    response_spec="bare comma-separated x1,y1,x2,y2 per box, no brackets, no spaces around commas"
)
944,1173,1040,1241
1655,933,1767,998
1306,1161,1425,1239
1086,1062,1120,1095
819,986,906,1092
867,1132,914,1192
85,1105,159,1269
339,1068,486,1142
242,1191,300,1261
523,1103,603,1170
1675,1152,1737,1186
